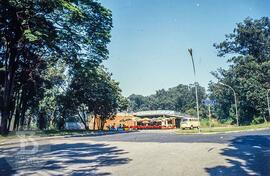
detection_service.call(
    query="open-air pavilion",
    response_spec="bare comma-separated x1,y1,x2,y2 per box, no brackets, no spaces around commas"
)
100,110,185,130
133,110,183,129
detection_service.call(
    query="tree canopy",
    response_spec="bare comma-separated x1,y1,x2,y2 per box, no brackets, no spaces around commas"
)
0,0,123,134
1,1,269,134
128,84,207,116
209,17,270,125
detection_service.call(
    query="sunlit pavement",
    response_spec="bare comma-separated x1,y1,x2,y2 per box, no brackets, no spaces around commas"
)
0,129,269,176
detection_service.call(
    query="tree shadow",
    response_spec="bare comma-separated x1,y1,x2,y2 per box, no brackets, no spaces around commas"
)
205,135,270,176
0,142,131,175
0,130,138,146
0,157,16,175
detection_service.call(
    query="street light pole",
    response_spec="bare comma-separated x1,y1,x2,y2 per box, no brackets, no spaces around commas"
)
267,89,270,121
208,104,211,128
219,82,239,126
188,49,200,128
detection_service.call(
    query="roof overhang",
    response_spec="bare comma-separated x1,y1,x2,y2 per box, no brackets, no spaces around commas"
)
133,110,183,118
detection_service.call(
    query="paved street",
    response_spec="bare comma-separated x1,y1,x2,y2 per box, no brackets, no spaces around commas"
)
1,129,270,176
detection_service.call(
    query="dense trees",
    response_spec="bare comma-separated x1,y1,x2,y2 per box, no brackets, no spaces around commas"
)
128,84,207,116
1,1,268,134
129,17,270,125
209,17,270,125
0,0,123,134
59,63,126,130
0,0,58,133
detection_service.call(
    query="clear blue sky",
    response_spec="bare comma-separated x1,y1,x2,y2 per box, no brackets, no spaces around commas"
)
99,0,270,96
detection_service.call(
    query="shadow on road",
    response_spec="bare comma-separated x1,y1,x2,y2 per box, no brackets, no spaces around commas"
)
0,158,16,175
205,135,270,176
0,142,131,175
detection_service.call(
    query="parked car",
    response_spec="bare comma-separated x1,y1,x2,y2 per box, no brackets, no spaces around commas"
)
180,117,199,129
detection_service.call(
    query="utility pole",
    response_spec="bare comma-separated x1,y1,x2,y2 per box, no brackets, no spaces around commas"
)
267,89,270,121
219,82,239,126
188,48,200,130
208,105,211,127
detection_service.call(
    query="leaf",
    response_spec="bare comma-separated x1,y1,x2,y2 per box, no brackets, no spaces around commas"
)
59,0,84,18
23,29,39,42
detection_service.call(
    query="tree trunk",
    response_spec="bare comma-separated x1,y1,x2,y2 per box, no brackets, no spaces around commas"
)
14,111,20,131
27,115,32,130
49,106,57,129
2,50,18,134
101,120,104,130
13,88,22,131
99,118,102,130
78,112,88,130
263,115,267,123
19,101,27,130
93,115,96,130
0,1,23,135
0,110,9,135
7,117,12,132
38,111,46,130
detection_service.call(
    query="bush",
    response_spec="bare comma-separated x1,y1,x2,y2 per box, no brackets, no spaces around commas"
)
200,118,227,127
251,116,264,125
200,118,210,127
185,108,197,117
219,117,234,125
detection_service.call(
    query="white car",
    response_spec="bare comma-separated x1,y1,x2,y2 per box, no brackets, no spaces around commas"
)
180,117,200,129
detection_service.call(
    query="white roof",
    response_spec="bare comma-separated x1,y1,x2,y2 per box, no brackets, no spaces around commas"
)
133,110,182,117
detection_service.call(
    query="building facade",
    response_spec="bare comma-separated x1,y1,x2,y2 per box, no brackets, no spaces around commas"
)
89,110,183,130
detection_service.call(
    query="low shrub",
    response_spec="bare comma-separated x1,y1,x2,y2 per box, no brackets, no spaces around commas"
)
251,116,265,125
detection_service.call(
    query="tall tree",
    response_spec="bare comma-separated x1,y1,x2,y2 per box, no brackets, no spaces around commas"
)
210,17,270,124
128,84,207,116
0,0,113,134
59,63,124,130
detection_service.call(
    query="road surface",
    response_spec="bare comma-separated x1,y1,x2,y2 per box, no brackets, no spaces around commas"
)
0,129,269,176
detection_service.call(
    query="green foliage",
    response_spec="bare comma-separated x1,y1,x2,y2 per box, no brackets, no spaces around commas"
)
210,17,270,125
219,117,234,125
58,0,84,17
251,116,265,125
0,0,115,133
128,84,207,114
58,63,124,130
117,96,130,112
185,108,197,117
23,29,39,41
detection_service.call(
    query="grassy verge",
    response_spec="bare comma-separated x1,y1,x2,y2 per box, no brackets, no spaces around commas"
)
176,122,270,134
36,129,100,136
0,134,18,143
0,135,7,142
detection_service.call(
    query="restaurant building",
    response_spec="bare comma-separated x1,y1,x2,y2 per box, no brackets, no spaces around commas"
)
97,110,183,130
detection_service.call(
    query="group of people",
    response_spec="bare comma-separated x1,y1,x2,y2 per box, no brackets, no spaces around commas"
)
107,124,127,131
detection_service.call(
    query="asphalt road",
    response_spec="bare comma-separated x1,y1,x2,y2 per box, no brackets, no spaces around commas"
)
0,129,269,176
86,128,270,144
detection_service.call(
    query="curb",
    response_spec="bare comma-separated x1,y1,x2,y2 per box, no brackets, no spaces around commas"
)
63,130,138,138
175,127,270,135
0,130,138,145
